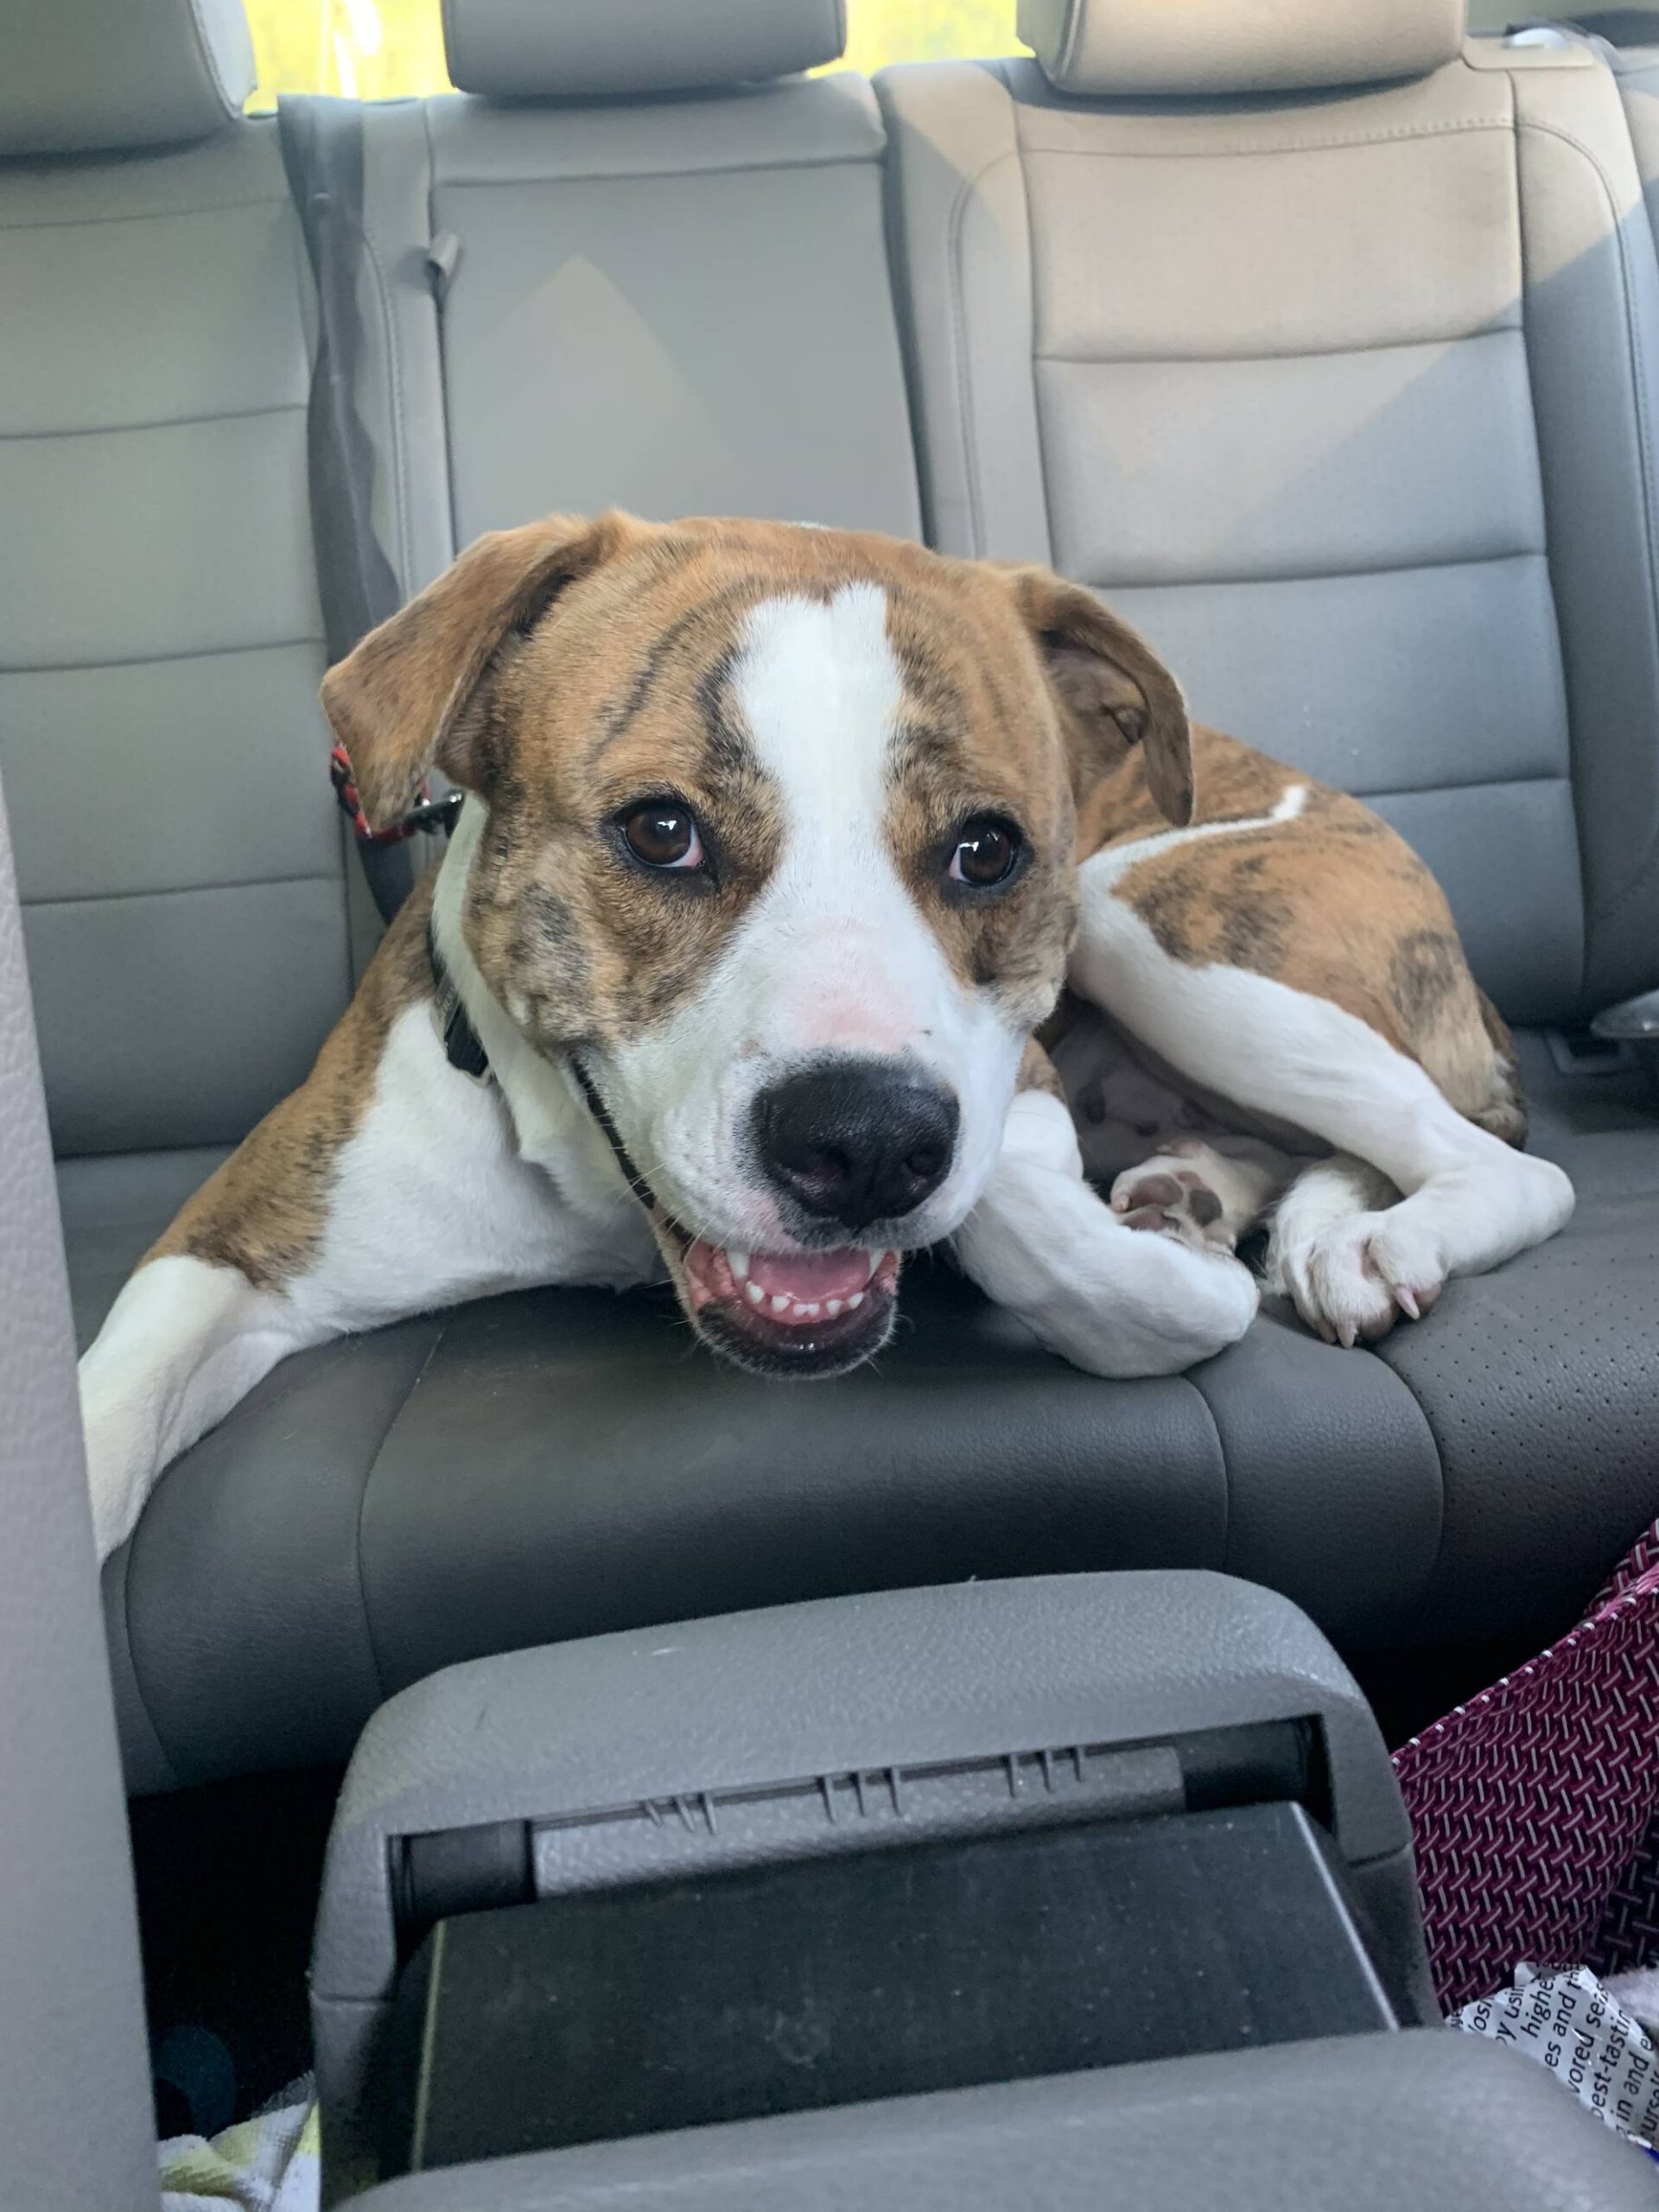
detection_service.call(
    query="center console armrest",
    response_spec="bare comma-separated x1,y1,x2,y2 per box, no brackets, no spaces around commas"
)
341,2032,1659,2211
312,1571,1434,2198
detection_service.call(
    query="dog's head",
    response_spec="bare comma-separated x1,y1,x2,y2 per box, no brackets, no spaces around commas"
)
322,514,1191,1376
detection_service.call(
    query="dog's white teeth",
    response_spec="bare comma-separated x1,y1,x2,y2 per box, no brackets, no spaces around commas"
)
847,1290,865,1311
825,1299,843,1319
745,1280,766,1307
728,1249,751,1282
861,1248,884,1281
771,1294,791,1315
800,1302,821,1321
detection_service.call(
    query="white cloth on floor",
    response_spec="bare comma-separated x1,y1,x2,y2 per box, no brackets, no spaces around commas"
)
159,2080,318,2212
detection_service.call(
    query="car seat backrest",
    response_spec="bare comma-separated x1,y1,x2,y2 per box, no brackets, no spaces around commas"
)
0,776,156,2209
352,0,922,600
880,0,1659,1024
0,0,353,1158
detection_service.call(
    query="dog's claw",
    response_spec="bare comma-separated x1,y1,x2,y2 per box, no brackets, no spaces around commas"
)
1337,1320,1357,1350
1395,1284,1421,1321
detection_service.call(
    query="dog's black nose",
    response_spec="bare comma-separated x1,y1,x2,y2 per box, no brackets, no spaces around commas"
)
753,1063,960,1231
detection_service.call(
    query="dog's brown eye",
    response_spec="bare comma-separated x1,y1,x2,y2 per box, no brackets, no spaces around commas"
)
949,817,1023,889
621,802,703,871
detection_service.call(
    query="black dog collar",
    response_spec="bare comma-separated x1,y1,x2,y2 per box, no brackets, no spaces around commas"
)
427,921,659,1217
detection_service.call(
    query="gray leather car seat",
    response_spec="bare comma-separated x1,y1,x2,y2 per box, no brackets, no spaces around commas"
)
0,781,157,2205
878,0,1659,1643
8,0,1659,1789
0,0,371,1343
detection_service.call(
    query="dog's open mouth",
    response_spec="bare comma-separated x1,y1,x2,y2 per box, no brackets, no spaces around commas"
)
661,1224,903,1376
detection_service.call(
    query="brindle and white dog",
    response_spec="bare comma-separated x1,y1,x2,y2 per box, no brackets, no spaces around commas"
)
79,514,1574,1560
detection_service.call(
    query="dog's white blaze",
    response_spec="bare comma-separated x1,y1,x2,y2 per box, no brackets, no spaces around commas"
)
599,586,1023,1250
732,586,957,1057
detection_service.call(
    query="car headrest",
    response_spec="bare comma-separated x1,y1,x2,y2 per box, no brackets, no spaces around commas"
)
442,0,849,102
1018,0,1467,96
0,0,256,158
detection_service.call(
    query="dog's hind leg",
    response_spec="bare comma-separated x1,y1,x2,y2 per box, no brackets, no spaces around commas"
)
1071,893,1575,1344
953,1073,1260,1377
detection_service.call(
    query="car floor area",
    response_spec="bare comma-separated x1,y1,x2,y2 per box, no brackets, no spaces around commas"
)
131,1770,339,2133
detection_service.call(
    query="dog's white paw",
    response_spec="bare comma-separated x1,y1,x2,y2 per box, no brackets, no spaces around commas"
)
1034,1221,1260,1379
1110,1142,1236,1252
957,1088,1258,1381
1276,1211,1444,1349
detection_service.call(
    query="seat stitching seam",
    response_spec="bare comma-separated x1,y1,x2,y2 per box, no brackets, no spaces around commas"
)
1372,1348,1453,1625
434,152,880,188
118,1530,184,1789
1519,116,1659,936
1033,326,1522,369
1020,116,1511,162
1179,1374,1230,1573
0,398,307,444
947,145,1020,557
0,194,291,232
3,635,322,677
24,872,342,912
1088,544,1547,592
353,1319,449,1702
1348,767,1573,801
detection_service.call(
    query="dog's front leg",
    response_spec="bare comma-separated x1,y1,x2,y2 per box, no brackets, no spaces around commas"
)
953,1053,1259,1378
75,895,631,1562
79,1259,320,1562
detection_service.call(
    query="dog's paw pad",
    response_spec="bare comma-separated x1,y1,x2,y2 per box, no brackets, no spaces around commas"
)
1111,1157,1236,1251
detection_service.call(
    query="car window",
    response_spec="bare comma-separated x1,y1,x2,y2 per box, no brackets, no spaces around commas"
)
244,0,1020,108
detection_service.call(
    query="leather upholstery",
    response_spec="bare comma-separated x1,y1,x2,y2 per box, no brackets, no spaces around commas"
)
442,0,847,100
1018,0,1465,97
92,1036,1659,1792
0,0,254,156
0,789,156,2205
347,2035,1659,2211
8,2,1659,1791
877,44,1659,1023
0,113,353,1155
386,75,922,547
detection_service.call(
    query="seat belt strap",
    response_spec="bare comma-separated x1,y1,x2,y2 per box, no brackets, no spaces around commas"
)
278,93,419,924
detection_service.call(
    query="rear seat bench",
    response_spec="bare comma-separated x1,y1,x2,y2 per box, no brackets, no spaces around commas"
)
880,0,1659,1684
3,0,1657,1789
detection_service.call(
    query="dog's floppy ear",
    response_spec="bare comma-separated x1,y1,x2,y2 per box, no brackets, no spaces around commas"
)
320,512,630,831
1001,568,1194,827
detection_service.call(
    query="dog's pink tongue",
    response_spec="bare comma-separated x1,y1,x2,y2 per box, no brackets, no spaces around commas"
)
747,1248,873,1302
